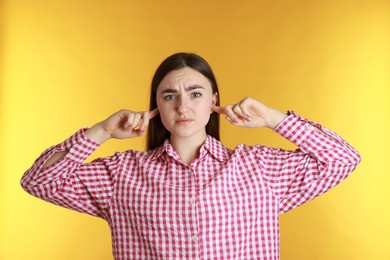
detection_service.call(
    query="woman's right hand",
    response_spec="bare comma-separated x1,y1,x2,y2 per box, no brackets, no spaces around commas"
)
86,108,159,144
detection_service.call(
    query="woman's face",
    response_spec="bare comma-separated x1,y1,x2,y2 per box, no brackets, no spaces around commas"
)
156,67,217,141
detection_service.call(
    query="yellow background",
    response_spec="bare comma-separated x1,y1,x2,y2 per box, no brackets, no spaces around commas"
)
1,0,389,259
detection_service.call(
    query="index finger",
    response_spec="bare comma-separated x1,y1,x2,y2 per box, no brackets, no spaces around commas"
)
211,105,226,115
148,108,160,119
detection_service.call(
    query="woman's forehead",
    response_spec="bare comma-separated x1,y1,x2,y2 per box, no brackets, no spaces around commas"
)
158,67,211,90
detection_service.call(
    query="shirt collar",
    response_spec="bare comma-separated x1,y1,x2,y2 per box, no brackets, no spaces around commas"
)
200,135,230,163
150,135,230,163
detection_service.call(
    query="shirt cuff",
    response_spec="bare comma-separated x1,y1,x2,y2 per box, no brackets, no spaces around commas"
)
59,127,101,164
273,110,320,147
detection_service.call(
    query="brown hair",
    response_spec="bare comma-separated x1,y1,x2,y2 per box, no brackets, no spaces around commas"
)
147,52,220,150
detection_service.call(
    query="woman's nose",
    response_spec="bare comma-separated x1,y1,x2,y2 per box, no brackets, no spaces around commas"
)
176,96,189,113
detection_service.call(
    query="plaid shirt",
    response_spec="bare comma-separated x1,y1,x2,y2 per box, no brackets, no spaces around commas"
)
21,111,360,259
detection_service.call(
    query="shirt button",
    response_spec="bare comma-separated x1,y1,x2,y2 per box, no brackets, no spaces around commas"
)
189,197,195,205
191,235,198,242
305,124,313,130
187,169,193,174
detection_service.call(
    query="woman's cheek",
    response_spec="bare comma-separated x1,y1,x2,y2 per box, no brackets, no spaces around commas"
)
159,111,170,125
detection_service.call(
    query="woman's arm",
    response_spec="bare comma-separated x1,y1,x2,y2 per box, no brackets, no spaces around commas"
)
21,109,159,218
213,97,361,213
262,111,360,213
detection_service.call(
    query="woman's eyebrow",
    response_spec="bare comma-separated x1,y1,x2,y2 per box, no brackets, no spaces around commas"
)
160,85,205,94
186,85,205,91
160,88,178,94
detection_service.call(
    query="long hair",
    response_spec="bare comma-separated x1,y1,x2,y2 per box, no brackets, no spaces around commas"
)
147,52,220,150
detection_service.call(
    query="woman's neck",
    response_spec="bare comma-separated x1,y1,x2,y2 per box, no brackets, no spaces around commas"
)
170,132,207,165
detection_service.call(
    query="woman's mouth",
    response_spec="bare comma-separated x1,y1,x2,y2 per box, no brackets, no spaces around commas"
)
175,118,194,124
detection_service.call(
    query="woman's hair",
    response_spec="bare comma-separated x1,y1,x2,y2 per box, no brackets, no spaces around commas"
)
147,52,220,150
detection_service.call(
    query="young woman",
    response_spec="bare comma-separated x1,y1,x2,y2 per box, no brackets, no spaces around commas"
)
21,53,361,260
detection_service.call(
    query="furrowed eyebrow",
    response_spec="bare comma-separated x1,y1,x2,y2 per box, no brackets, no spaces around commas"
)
160,88,178,94
160,85,205,94
186,85,205,91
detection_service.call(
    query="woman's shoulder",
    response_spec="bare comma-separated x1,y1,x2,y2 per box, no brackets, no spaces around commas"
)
232,142,285,159
118,144,166,164
117,148,154,161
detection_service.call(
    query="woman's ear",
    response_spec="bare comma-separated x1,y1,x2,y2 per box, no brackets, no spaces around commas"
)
212,92,218,106
210,92,218,114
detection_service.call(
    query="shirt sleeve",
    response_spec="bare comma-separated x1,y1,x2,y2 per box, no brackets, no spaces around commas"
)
21,127,121,220
257,111,361,214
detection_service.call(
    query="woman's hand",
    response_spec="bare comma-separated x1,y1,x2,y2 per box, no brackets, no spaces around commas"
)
212,97,287,129
86,108,159,144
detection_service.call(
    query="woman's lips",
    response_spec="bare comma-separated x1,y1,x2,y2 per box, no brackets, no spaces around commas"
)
175,118,194,124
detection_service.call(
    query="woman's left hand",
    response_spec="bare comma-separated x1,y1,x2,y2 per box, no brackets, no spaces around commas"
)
212,97,287,129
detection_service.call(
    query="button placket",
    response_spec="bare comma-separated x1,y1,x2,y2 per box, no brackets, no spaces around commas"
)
186,187,199,250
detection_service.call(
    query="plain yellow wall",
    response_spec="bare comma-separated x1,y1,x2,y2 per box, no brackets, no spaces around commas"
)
1,0,389,259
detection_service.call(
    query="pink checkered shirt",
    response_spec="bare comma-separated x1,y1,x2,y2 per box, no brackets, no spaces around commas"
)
21,111,360,259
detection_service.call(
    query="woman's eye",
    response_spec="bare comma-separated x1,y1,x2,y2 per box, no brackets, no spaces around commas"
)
163,95,176,100
192,92,202,98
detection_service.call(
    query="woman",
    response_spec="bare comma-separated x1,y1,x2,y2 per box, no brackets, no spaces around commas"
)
21,53,361,259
